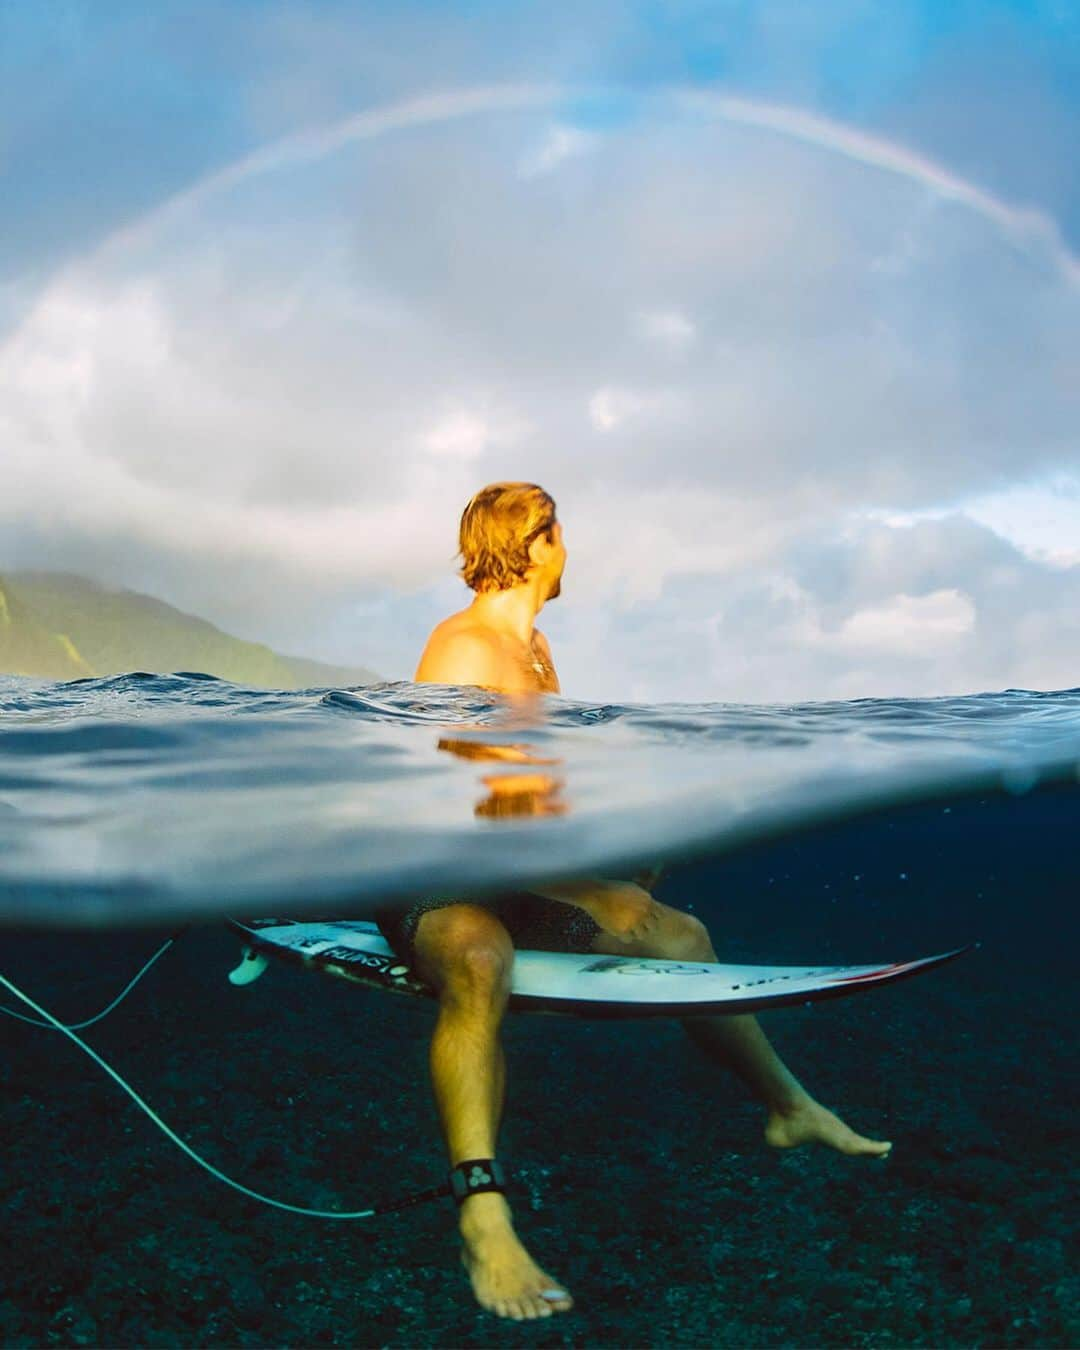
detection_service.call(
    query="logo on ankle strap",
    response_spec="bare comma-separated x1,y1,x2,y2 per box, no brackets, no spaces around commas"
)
449,1158,507,1203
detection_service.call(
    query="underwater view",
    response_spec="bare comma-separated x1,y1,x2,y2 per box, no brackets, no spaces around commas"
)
2,674,1078,1346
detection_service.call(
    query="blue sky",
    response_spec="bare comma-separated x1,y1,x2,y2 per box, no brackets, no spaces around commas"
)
1,1,1078,700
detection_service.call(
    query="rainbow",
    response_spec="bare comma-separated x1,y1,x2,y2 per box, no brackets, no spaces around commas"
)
65,82,1080,290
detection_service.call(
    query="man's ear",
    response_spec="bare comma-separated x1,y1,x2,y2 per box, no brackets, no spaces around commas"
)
528,531,551,564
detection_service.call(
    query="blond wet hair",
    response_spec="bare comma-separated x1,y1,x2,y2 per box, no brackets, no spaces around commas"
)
457,482,557,593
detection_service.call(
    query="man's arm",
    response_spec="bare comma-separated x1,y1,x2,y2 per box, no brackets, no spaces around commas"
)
415,631,503,689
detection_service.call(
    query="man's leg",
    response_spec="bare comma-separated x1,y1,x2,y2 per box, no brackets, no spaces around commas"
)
411,904,573,1322
587,892,892,1157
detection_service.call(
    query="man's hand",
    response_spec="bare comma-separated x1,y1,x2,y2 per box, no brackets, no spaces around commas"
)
533,878,662,943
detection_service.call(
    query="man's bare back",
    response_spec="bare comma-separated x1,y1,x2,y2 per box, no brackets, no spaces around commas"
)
415,611,560,695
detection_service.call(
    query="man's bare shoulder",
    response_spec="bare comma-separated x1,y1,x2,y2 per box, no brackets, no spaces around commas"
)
414,614,502,686
426,611,494,647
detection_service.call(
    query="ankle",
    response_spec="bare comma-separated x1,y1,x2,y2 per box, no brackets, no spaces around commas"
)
770,1089,815,1118
458,1190,514,1239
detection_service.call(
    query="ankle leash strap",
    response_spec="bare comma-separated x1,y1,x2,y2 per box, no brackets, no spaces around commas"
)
448,1158,507,1205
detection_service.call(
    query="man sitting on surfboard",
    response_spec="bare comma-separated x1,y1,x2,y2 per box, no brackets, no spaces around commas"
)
376,481,891,1323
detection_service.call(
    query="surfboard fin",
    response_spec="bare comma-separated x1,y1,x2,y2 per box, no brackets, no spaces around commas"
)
228,947,270,987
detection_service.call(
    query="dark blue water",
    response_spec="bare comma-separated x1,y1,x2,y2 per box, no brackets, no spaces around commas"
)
2,675,1078,1347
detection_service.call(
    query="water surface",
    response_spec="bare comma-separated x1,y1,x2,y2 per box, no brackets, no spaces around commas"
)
1,674,1078,924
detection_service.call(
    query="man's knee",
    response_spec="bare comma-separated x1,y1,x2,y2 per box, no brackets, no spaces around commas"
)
414,904,514,995
657,907,713,960
681,911,713,956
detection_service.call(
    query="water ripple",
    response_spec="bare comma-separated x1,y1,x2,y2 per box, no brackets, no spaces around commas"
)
1,675,1077,925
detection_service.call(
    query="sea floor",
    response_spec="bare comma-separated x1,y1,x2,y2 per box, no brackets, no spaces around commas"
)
1,914,1076,1348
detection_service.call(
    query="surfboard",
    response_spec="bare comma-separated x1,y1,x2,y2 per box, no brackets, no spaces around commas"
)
227,918,968,1019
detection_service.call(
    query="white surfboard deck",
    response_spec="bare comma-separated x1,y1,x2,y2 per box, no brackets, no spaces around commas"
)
227,918,967,1018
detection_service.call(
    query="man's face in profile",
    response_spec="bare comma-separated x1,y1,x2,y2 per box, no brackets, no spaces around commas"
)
545,521,566,601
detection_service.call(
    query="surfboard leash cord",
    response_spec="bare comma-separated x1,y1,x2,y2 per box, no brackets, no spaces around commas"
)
0,927,189,1030
0,947,495,1221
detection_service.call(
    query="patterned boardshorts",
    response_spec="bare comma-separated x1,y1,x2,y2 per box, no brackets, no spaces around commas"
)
374,891,602,967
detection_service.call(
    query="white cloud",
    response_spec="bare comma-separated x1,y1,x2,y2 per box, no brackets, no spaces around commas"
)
960,479,1080,568
587,385,683,433
861,476,1080,572
633,308,697,351
517,123,600,179
588,386,637,432
421,410,491,460
420,397,532,465
1,93,1077,697
829,588,976,652
1043,548,1080,569
558,483,792,610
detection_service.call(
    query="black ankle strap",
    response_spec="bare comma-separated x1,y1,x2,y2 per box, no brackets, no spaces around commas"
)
448,1158,507,1205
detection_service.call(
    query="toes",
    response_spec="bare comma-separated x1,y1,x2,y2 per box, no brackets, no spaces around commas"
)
489,1286,571,1319
847,1135,892,1156
485,1289,569,1319
463,1240,573,1320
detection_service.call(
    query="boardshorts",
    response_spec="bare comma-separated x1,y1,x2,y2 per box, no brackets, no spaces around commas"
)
374,892,602,968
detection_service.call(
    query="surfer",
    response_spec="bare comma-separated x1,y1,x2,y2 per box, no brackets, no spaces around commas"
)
378,481,892,1322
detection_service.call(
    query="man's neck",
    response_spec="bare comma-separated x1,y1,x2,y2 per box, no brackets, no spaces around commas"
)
468,581,543,644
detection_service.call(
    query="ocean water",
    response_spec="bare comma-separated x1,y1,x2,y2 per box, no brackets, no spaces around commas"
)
2,674,1078,1347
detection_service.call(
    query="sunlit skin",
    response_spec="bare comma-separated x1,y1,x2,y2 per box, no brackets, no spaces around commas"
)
414,518,892,1322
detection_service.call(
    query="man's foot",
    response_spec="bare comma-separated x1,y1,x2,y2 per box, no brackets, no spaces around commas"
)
459,1194,573,1321
765,1097,892,1157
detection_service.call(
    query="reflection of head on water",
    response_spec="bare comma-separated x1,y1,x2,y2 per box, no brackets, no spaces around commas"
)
436,734,568,818
474,772,567,819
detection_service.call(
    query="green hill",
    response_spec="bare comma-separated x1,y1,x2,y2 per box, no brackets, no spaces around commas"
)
0,572,380,689
0,579,94,679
